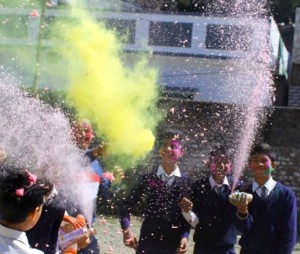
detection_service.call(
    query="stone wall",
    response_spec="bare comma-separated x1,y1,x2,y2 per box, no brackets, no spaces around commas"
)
157,100,300,207
264,106,300,203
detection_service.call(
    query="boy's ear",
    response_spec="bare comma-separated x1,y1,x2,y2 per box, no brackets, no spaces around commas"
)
271,161,277,170
179,149,184,157
205,160,210,168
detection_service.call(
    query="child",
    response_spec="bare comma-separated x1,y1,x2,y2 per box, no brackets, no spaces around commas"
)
26,121,103,254
180,145,242,254
229,143,297,254
26,190,92,254
69,120,114,254
72,120,113,202
0,166,53,254
119,129,191,254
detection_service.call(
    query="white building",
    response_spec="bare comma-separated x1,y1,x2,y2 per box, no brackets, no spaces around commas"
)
0,3,288,105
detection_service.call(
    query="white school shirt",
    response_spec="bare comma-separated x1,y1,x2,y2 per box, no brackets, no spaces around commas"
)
209,175,230,191
0,224,44,254
182,175,230,228
157,165,181,186
252,177,277,198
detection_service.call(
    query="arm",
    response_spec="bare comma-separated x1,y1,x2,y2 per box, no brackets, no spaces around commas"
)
182,211,199,228
176,237,189,254
178,178,192,249
84,143,108,161
229,191,254,233
61,213,91,253
278,189,297,254
122,228,138,250
119,174,146,249
179,197,199,228
91,143,107,158
119,179,144,229
235,205,254,234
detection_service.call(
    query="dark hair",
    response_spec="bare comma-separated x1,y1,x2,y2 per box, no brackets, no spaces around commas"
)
209,145,228,158
0,166,53,224
250,143,276,162
155,128,186,149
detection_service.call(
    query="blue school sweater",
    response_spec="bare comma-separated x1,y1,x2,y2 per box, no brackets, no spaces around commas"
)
237,182,297,254
191,177,240,252
119,168,191,249
26,194,65,254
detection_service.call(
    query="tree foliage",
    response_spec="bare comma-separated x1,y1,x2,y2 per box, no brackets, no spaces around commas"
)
133,0,300,24
270,0,300,23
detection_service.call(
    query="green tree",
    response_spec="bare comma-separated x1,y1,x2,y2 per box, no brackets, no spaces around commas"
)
270,0,300,23
132,0,300,24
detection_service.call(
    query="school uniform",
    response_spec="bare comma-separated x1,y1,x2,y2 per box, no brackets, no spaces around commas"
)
0,224,44,254
26,192,65,254
183,176,241,254
119,165,191,254
237,177,297,254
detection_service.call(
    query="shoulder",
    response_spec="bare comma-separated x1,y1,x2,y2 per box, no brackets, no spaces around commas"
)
227,175,244,186
236,181,252,192
134,170,158,186
84,149,94,161
275,182,296,198
141,169,157,179
138,163,159,177
191,177,209,189
179,170,191,181
31,248,44,254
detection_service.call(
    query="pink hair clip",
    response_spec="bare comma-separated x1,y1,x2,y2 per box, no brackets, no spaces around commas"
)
15,188,24,197
25,170,37,186
15,170,37,197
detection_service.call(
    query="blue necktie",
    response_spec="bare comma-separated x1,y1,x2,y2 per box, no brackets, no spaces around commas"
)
260,186,267,199
214,185,224,194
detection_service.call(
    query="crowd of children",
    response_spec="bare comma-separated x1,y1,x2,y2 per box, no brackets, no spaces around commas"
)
0,125,297,254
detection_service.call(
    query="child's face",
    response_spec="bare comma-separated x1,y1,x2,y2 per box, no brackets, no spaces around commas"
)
72,122,94,150
210,155,231,183
77,134,93,150
159,139,183,164
249,154,274,178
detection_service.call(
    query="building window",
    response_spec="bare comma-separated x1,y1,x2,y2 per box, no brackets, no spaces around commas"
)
149,21,192,48
103,19,136,44
206,24,252,51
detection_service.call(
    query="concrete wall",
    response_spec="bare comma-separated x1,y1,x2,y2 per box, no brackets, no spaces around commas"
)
264,107,300,200
289,8,300,107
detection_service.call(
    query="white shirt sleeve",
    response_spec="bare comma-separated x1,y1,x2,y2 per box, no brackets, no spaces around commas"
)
182,210,199,228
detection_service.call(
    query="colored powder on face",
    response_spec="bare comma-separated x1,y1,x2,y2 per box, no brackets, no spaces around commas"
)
50,3,162,166
263,155,274,175
209,154,232,174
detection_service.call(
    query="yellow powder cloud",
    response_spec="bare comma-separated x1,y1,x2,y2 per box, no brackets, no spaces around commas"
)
51,5,161,164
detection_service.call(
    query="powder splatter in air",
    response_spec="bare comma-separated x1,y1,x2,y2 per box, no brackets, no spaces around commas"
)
50,2,161,166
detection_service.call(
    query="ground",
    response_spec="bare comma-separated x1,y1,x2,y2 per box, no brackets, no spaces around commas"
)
94,215,300,254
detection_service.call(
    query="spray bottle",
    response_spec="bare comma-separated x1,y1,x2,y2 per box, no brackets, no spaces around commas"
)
58,227,88,249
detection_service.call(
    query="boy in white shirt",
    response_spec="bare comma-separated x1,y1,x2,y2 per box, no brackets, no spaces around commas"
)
180,146,241,254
